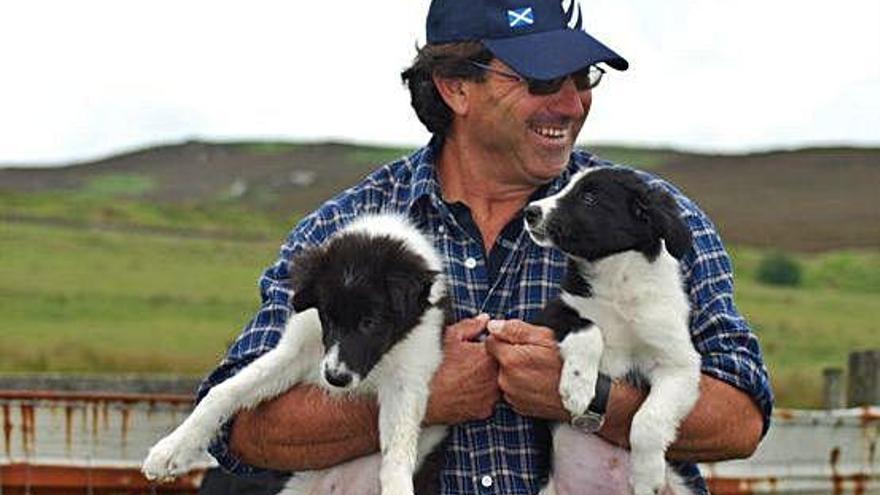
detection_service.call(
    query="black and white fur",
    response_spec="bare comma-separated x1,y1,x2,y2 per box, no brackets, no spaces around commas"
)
142,213,449,495
525,167,701,495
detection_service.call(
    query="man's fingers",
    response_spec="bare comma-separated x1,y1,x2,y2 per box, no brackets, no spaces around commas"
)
445,313,490,342
486,319,556,347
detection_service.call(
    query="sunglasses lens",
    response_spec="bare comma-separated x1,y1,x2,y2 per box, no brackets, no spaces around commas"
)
579,66,604,90
572,68,593,90
526,66,602,95
527,77,565,95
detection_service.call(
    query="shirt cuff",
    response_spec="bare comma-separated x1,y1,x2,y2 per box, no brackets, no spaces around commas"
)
206,417,274,476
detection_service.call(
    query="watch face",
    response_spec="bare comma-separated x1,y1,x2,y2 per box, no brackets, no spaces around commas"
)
572,413,604,433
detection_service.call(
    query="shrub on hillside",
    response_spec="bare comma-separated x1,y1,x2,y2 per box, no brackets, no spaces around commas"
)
757,251,803,287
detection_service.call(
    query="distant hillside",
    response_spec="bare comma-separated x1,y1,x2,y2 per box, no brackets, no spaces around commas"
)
1,140,878,252
652,148,880,252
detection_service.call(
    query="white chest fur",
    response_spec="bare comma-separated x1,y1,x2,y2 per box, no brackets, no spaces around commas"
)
561,250,694,380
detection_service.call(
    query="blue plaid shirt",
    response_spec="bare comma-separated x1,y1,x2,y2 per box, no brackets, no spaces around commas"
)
198,138,774,494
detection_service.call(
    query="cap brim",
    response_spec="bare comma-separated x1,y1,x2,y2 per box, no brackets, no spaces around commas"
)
484,29,628,80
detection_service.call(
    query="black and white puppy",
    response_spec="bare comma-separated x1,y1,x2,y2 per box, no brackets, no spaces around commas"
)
142,214,449,495
525,167,701,495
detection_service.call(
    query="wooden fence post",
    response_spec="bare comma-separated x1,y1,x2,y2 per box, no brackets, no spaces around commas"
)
847,350,880,407
822,367,846,409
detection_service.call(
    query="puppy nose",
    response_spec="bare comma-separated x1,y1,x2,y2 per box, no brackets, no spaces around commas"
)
324,369,352,388
524,206,542,227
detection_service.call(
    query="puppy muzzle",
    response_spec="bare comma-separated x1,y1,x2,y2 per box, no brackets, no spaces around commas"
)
524,204,554,247
320,344,360,390
323,368,353,388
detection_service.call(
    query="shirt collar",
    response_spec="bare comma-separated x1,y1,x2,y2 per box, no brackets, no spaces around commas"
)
406,136,444,213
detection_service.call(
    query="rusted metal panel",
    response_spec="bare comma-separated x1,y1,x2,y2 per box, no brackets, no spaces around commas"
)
701,406,879,494
0,390,214,493
1,390,877,493
0,464,204,493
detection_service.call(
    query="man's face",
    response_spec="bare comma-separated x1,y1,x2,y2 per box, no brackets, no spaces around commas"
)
461,60,593,186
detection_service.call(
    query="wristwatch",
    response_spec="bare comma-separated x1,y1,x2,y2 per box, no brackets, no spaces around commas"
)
569,373,612,433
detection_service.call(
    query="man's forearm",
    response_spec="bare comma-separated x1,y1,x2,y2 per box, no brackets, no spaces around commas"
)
229,385,380,471
227,317,500,472
598,374,764,462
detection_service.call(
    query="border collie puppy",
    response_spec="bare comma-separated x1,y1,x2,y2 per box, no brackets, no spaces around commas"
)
525,167,701,495
142,213,449,495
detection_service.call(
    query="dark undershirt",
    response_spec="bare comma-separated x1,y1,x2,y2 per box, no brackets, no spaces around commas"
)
445,185,550,286
447,202,523,286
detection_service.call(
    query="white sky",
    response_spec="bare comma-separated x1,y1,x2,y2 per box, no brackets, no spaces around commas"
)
1,0,879,165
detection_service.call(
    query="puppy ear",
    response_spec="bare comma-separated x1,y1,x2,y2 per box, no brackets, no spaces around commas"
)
289,246,324,312
387,269,440,317
646,188,693,260
631,194,650,222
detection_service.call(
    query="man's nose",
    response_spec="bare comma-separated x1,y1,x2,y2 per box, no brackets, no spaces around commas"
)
548,77,588,118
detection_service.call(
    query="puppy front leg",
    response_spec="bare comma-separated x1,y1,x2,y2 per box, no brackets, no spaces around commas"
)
629,362,700,495
376,380,429,495
557,326,604,418
143,309,323,481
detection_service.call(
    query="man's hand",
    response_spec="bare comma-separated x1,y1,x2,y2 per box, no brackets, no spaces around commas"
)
485,319,569,421
482,321,766,463
424,314,501,425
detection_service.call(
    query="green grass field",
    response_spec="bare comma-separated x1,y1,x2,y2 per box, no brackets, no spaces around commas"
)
1,220,877,408
0,221,279,374
728,247,880,407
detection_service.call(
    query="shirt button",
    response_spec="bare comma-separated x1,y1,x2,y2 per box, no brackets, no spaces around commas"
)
465,257,477,269
437,225,445,234
480,475,493,488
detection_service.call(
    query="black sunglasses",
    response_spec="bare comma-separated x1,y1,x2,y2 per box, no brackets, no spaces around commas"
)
469,61,605,95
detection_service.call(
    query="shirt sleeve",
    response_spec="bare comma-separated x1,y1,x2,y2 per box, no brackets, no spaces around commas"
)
654,177,775,436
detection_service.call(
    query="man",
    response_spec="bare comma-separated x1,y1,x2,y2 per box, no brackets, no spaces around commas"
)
197,0,774,493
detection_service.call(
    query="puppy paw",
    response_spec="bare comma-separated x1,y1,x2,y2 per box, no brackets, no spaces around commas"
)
380,479,414,495
559,363,597,416
141,432,205,482
630,452,666,495
380,462,414,495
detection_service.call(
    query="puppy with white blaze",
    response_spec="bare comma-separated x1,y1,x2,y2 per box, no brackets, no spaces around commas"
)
142,213,450,495
524,167,701,495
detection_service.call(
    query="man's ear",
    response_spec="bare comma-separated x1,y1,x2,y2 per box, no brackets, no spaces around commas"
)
289,246,324,312
432,74,470,115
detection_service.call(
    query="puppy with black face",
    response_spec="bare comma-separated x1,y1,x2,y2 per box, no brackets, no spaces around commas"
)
524,167,691,263
525,168,701,495
291,226,444,391
143,214,450,495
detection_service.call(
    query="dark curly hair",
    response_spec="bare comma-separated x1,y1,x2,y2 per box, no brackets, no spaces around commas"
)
400,42,493,138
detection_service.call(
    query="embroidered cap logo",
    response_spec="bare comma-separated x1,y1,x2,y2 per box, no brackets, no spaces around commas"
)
561,0,584,30
507,7,534,29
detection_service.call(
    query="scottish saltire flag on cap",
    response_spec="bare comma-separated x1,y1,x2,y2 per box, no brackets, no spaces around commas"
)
508,7,535,28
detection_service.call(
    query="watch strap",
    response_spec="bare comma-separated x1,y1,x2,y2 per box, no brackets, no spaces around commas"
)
587,372,612,416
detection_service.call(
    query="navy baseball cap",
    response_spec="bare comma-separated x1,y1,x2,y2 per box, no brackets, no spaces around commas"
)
426,0,628,80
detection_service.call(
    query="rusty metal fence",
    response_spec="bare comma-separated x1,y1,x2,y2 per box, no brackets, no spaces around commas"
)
0,390,213,494
703,406,879,494
1,389,877,494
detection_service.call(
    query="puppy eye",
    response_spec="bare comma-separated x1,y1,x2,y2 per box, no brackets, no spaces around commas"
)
581,191,598,206
359,317,378,332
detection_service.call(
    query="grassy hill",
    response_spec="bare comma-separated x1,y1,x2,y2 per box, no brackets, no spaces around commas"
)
1,140,878,408
2,140,878,250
